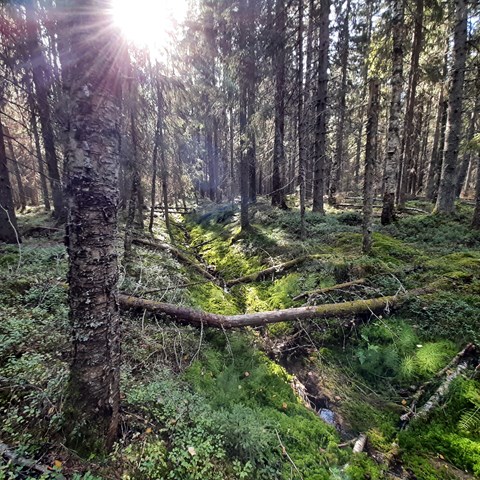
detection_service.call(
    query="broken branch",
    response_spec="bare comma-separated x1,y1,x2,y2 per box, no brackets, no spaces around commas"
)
132,237,216,281
293,279,366,301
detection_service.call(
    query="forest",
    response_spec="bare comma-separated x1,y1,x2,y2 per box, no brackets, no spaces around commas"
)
0,0,479,478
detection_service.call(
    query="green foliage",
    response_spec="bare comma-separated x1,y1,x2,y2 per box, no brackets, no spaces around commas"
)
401,291,480,343
400,378,480,476
352,319,456,386
344,453,384,480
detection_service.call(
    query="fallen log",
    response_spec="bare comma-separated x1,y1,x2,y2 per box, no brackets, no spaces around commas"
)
352,434,368,454
226,255,317,287
402,362,469,426
118,286,431,329
293,279,366,301
132,238,216,281
401,343,477,426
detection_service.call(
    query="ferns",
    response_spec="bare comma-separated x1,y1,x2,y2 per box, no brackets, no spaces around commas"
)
458,407,480,435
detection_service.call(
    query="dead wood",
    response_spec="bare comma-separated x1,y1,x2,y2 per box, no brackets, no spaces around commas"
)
293,279,366,301
401,343,477,426
352,434,368,454
132,237,216,281
0,441,62,478
225,255,320,287
118,286,432,329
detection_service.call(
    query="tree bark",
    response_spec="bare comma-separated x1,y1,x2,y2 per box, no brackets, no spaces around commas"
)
24,0,65,221
239,0,250,230
119,287,431,329
471,156,480,228
62,0,123,451
5,127,27,212
397,0,424,206
328,0,350,205
363,79,380,254
434,0,468,214
0,116,20,244
312,0,329,214
456,94,479,197
381,0,404,225
272,0,287,208
26,76,51,212
298,0,306,239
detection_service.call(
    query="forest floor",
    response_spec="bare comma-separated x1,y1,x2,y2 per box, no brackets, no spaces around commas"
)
1,197,480,479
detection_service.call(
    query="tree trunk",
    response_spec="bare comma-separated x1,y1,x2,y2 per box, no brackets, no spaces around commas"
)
0,116,19,244
24,0,65,221
239,0,250,230
62,0,123,451
119,286,432,329
5,128,27,212
471,156,480,228
272,0,287,208
363,79,380,254
312,0,330,214
381,0,404,225
298,0,306,239
434,0,468,214
328,0,350,205
26,77,51,212
397,0,424,206
456,94,479,197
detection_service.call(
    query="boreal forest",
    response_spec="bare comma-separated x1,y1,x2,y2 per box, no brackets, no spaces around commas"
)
0,0,479,478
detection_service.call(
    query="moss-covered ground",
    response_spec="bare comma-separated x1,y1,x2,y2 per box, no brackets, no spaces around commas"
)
0,200,479,479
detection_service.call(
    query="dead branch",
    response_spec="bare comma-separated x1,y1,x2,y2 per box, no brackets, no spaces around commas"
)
401,343,477,426
0,441,62,478
132,237,216,281
293,279,366,301
352,434,368,454
226,255,321,287
118,286,432,329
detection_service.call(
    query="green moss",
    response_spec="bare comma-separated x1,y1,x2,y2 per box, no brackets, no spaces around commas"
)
344,453,384,480
400,378,480,476
189,282,240,315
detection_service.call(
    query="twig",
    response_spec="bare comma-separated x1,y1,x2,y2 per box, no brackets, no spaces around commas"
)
275,429,304,480
0,204,22,272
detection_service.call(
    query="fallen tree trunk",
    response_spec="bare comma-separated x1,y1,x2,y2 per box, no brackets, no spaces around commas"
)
293,279,366,301
118,287,430,329
226,255,319,287
132,237,216,281
401,343,477,426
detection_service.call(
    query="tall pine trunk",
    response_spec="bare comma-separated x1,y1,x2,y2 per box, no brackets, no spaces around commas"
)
25,1,65,220
272,0,287,208
381,0,404,225
328,0,350,205
398,0,423,206
363,79,380,254
312,0,329,214
434,0,468,214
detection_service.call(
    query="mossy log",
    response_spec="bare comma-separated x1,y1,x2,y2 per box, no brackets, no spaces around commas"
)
293,279,366,301
132,237,216,281
225,255,320,287
118,287,430,329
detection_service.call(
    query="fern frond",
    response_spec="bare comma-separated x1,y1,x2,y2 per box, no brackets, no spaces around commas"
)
458,406,480,435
